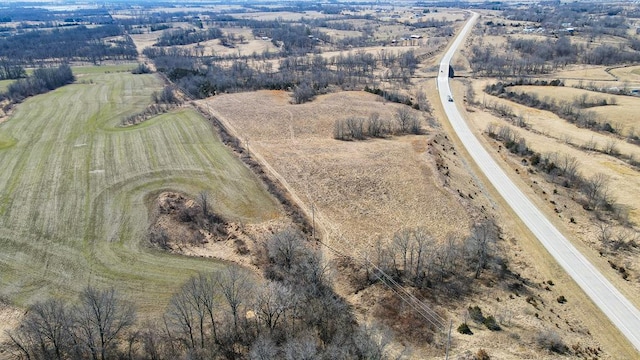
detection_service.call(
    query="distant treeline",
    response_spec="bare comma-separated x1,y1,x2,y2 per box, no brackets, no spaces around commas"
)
0,7,113,23
0,59,26,80
156,28,223,46
146,48,419,99
1,64,74,102
470,36,640,76
0,25,137,64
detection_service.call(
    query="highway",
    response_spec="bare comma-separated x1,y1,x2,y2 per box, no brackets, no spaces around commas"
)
437,13,640,353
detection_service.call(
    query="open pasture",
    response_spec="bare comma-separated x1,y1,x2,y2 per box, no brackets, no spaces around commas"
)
202,90,473,257
471,80,640,223
509,85,640,135
0,79,14,93
0,68,280,311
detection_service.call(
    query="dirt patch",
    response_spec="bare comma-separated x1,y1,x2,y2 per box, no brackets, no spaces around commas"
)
0,301,22,343
148,191,292,271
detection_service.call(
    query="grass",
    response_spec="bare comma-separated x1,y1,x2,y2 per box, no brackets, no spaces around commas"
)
0,68,280,313
0,79,14,93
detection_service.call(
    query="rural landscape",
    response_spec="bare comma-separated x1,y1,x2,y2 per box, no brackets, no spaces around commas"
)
0,0,640,359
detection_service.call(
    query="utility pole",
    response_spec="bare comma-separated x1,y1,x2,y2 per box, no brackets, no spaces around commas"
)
445,320,452,360
311,204,315,240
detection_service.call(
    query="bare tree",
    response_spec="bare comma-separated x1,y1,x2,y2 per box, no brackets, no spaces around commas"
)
604,138,619,155
582,173,611,210
253,281,295,335
346,117,365,140
266,228,305,270
465,219,499,279
557,153,580,182
198,191,210,217
6,299,73,360
216,266,253,338
166,275,208,351
367,112,383,138
249,335,278,360
74,286,136,360
415,90,431,112
395,107,414,134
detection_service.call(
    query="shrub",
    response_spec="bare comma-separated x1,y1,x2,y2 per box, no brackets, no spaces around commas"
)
457,323,473,335
483,315,501,331
557,295,567,304
468,306,485,323
536,330,568,354
476,348,491,360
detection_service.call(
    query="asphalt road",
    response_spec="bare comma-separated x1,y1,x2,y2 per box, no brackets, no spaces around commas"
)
438,13,640,353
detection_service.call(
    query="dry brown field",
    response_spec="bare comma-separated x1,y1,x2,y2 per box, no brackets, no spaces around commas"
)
509,85,640,135
471,80,640,224
194,88,626,358
201,90,473,255
226,11,327,21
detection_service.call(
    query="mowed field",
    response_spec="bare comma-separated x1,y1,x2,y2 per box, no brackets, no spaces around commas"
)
201,90,473,258
0,66,280,313
0,79,13,93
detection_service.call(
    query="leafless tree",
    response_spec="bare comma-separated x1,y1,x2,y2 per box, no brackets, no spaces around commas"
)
6,299,73,360
198,191,210,217
558,153,580,182
216,266,253,338
249,335,278,360
395,107,414,134
253,281,295,335
166,275,209,351
604,138,619,155
415,90,431,112
367,112,383,138
74,286,136,360
582,173,611,210
465,219,499,279
283,334,317,360
266,228,306,271
346,117,365,140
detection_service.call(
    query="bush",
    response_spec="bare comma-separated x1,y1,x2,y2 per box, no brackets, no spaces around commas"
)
557,295,567,304
457,323,473,335
483,315,501,331
476,348,490,360
536,330,568,354
132,63,152,74
468,306,485,323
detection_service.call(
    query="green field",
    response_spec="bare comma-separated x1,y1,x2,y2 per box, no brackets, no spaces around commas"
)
0,69,280,312
0,79,14,93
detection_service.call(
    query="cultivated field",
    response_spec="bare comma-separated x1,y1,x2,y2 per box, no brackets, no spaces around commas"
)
0,67,281,314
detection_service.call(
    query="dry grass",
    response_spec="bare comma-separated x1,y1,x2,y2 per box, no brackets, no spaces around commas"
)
473,80,640,224
509,85,640,134
201,91,473,257
198,88,620,358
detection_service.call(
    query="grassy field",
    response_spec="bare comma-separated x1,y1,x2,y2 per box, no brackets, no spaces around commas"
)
0,68,280,312
202,90,474,257
0,79,14,93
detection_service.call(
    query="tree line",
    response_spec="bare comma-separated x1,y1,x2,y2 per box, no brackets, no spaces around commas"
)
1,64,74,102
484,82,617,134
156,28,223,46
145,48,421,100
486,124,622,218
3,228,390,360
470,36,640,77
0,25,137,64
